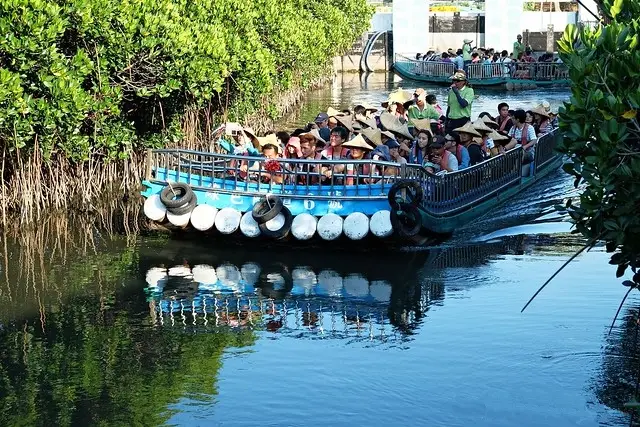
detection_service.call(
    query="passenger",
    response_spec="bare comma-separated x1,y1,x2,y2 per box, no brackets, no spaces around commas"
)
355,113,377,130
258,142,284,184
409,127,433,165
426,94,445,119
380,129,396,146
498,50,513,77
531,105,553,136
314,112,331,142
453,122,483,166
297,132,325,185
441,52,452,63
408,88,440,124
445,71,474,134
334,115,355,140
371,144,391,162
430,136,459,172
507,109,537,164
487,130,511,156
480,114,499,130
496,102,514,132
380,111,414,148
444,133,468,169
525,110,535,125
321,126,350,182
284,136,301,160
381,89,412,123
276,131,290,148
343,135,377,185
453,49,465,71
472,119,494,156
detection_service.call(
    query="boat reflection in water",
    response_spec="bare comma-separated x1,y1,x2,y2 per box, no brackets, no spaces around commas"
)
141,234,533,341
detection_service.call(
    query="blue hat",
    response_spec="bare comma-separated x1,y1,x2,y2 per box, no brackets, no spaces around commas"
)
314,112,329,123
385,139,400,149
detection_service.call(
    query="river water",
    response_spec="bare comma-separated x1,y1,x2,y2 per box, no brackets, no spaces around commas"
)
0,73,638,427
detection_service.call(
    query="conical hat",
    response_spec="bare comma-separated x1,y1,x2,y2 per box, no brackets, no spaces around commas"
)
381,130,395,140
300,128,327,145
355,113,377,129
360,127,383,147
355,103,379,113
381,89,412,107
453,121,481,137
379,112,413,140
481,115,499,129
531,105,550,118
472,119,493,133
257,133,280,153
241,126,260,149
489,130,510,142
410,118,432,131
335,115,355,132
327,107,344,117
342,134,372,151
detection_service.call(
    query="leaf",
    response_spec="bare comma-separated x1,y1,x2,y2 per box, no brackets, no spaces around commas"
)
622,280,635,287
622,110,637,119
617,264,627,278
610,0,624,19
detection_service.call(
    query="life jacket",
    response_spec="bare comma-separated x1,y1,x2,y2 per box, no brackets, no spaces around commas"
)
498,117,511,131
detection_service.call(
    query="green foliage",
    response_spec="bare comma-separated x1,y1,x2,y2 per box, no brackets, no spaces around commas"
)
557,0,640,283
0,0,372,161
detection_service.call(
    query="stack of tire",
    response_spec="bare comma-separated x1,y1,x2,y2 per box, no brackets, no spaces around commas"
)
387,180,423,238
160,183,197,227
250,195,293,240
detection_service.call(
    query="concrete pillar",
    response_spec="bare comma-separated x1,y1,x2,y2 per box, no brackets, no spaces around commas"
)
546,24,555,53
392,0,430,58
484,0,523,53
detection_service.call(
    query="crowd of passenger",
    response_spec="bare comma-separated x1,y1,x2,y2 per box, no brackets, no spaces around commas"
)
212,69,558,185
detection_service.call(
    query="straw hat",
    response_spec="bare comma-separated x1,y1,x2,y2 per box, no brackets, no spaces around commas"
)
242,126,260,149
300,128,327,145
342,134,373,151
449,71,467,81
531,105,550,118
360,127,383,147
257,133,279,152
355,113,377,129
355,103,379,113
453,122,481,137
381,130,395,140
472,119,493,134
540,101,551,112
411,118,432,131
327,107,344,117
481,115,499,129
335,115,355,132
381,89,413,107
379,112,413,140
489,130,510,142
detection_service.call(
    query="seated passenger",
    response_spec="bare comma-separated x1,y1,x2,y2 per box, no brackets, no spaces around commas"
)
430,136,459,173
321,126,350,182
487,130,511,156
472,119,494,157
453,122,483,166
531,105,553,136
496,102,514,132
444,133,468,169
343,135,378,185
297,132,326,185
507,109,537,164
409,127,433,165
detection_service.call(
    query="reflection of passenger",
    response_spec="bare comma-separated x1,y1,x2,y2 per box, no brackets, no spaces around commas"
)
302,312,319,328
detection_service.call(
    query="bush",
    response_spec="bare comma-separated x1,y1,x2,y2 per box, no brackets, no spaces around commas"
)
556,0,640,282
0,0,372,162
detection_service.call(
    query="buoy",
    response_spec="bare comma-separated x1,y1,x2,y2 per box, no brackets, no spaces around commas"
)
240,262,261,286
240,211,261,238
214,207,241,234
168,265,193,277
264,212,285,231
192,264,218,284
167,209,191,227
190,205,218,231
343,212,369,240
317,270,343,296
369,210,393,238
343,274,370,297
145,267,168,288
317,213,344,241
292,267,318,293
291,213,318,240
216,264,242,291
514,83,523,91
370,280,392,302
143,194,167,222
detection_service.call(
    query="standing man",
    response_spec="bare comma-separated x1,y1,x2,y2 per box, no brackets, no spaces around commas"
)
462,39,473,70
513,34,525,60
445,71,474,134
408,88,440,125
314,112,331,142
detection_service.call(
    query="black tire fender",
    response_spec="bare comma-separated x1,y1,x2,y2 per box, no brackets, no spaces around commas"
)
167,195,197,215
160,183,194,208
252,195,284,224
255,263,293,300
388,180,423,208
258,206,293,240
390,202,422,238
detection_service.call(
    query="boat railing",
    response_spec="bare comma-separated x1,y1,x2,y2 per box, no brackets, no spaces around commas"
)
512,62,568,81
394,54,456,78
466,62,508,79
146,149,408,200
534,130,560,174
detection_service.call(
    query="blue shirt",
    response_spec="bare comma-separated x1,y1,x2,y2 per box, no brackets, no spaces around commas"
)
458,145,470,169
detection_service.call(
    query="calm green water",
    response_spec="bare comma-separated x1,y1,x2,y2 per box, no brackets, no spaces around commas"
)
0,74,638,427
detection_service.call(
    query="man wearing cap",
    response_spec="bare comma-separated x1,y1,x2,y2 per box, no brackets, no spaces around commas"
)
513,35,525,60
314,112,331,142
445,71,474,134
408,88,440,125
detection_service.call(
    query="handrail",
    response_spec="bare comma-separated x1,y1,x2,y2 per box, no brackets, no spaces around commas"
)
394,54,456,78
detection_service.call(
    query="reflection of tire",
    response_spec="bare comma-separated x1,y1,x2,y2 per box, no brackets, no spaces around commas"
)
258,206,293,240
388,180,423,208
256,263,293,299
252,195,283,224
167,196,197,215
160,183,194,208
390,202,422,237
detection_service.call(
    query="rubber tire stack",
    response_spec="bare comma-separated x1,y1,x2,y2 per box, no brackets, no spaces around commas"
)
160,183,197,215
388,180,423,237
251,195,292,240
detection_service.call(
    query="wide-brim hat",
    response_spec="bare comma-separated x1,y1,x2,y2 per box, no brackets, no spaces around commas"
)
453,122,482,137
327,107,345,117
342,134,373,151
410,118,432,132
380,129,395,140
379,112,413,140
489,130,510,142
531,105,551,118
449,71,467,81
300,128,327,146
464,38,473,44
335,115,355,132
355,103,379,113
242,126,260,149
355,113,376,129
472,119,493,134
481,115,499,129
257,133,279,152
360,127,383,147
381,89,413,107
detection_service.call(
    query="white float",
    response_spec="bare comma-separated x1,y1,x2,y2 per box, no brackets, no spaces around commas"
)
214,207,241,234
192,264,218,284
369,210,394,238
263,212,286,232
291,213,317,240
216,264,242,291
292,267,318,293
167,210,191,227
343,212,369,240
343,274,370,297
370,280,392,303
143,194,167,222
317,269,344,296
145,267,168,288
317,213,344,241
240,262,261,286
239,211,261,237
168,265,193,278
190,205,218,231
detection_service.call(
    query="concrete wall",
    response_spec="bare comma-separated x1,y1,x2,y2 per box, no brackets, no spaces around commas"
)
428,33,484,52
371,12,393,32
522,11,577,30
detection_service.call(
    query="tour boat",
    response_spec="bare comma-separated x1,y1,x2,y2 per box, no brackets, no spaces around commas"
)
140,129,562,244
393,55,570,89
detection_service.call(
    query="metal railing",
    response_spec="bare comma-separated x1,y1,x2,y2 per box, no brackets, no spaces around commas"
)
466,62,509,79
534,129,561,174
512,62,569,81
146,149,407,200
395,54,456,78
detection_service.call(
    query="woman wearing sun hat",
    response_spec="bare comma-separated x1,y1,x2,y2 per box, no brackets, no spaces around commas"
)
531,105,553,136
453,122,483,166
343,134,378,185
446,70,475,134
